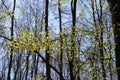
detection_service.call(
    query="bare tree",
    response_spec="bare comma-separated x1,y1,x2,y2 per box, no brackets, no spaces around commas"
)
45,0,51,79
5,0,16,80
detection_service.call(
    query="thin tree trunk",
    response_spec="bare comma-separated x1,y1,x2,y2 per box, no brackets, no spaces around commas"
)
14,53,21,80
45,0,51,80
91,0,98,79
7,0,16,80
25,51,30,80
69,0,77,80
35,56,39,77
99,0,106,79
58,0,63,80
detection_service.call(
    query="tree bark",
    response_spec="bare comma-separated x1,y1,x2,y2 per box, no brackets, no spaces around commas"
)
25,51,30,80
7,0,16,80
99,0,106,79
107,0,120,79
58,0,63,80
69,0,77,80
45,0,51,80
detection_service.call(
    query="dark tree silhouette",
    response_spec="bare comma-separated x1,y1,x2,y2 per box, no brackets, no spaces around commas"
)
107,0,120,79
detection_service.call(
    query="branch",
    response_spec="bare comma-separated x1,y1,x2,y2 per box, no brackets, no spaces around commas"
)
0,35,11,41
1,0,11,17
34,51,65,80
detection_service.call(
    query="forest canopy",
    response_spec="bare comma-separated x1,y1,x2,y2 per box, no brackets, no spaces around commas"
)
0,0,120,80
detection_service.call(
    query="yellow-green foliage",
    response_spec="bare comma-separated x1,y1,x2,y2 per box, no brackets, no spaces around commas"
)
6,27,62,55
6,28,44,53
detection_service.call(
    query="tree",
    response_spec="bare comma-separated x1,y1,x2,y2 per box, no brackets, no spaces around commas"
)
45,0,51,80
0,0,118,79
58,0,63,80
2,0,17,79
68,0,77,80
107,0,120,79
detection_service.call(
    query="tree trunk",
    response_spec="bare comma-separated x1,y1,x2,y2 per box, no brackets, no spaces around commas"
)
69,0,77,80
25,51,30,80
14,53,21,80
99,0,106,79
107,0,120,79
45,0,51,80
58,0,63,80
7,0,16,80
